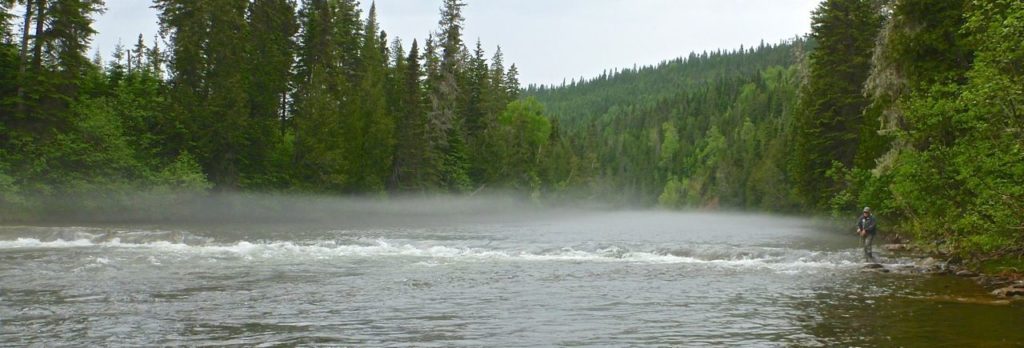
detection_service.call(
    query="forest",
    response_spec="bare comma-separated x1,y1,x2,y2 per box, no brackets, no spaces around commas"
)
1,0,1022,262
0,0,576,212
530,0,1023,262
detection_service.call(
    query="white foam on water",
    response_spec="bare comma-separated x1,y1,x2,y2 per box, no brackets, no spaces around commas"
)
0,237,858,271
0,237,96,248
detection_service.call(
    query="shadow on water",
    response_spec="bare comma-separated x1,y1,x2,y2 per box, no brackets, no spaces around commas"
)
793,272,1024,347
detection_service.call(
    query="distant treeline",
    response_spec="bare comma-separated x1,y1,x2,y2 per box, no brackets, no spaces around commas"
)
528,0,1023,257
1,0,584,219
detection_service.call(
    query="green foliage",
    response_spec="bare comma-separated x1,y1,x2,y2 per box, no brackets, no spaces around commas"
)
792,0,883,209
0,0,525,212
152,151,213,192
528,43,803,208
498,98,551,151
863,0,1024,257
658,122,679,171
657,177,683,208
0,163,24,207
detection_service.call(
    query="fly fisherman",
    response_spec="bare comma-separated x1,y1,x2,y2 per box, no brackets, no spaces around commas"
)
857,207,878,262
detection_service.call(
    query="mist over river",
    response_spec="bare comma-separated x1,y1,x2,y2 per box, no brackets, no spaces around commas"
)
1,203,1022,346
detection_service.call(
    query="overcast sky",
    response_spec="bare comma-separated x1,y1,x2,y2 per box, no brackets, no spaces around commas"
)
90,0,821,86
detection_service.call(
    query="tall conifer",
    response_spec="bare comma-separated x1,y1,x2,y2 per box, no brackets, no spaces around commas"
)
791,0,882,208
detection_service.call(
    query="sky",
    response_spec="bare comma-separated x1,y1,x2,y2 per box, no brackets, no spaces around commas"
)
88,0,821,87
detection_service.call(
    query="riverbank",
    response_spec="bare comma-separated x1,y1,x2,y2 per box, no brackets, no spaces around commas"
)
874,242,1024,300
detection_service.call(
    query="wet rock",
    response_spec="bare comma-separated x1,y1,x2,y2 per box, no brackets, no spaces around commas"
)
884,244,910,252
889,265,917,274
975,275,1013,288
916,257,955,274
991,283,1024,298
955,270,979,277
928,295,1012,306
860,263,889,273
919,257,936,265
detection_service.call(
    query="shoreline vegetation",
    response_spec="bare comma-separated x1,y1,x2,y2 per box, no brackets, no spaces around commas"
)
1,2,1021,289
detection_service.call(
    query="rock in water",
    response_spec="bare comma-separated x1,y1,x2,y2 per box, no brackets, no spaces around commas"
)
863,263,884,269
955,270,979,277
991,284,1024,298
883,244,910,252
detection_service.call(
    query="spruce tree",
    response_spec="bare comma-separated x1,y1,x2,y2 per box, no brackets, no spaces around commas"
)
355,3,394,191
157,0,253,189
426,0,470,191
130,34,146,74
291,0,364,191
201,0,251,189
0,1,17,98
791,0,883,208
245,0,297,188
389,40,420,190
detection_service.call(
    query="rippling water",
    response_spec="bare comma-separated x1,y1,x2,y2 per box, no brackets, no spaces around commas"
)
1,210,1022,346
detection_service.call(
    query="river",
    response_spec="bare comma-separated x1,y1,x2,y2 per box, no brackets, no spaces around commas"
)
1,207,1022,346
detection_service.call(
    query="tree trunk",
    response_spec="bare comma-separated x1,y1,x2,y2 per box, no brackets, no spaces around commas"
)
16,0,33,116
32,0,45,72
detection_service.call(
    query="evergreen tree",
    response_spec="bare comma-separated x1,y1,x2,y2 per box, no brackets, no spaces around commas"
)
129,34,145,74
426,0,470,191
463,39,488,136
0,0,18,113
156,0,252,189
200,0,251,189
292,0,348,190
244,0,297,188
390,39,429,191
354,2,394,191
505,63,520,99
791,0,883,208
484,46,508,116
0,0,19,175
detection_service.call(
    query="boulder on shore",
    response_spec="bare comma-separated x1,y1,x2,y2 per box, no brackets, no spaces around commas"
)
956,270,979,277
884,244,911,252
990,283,1024,298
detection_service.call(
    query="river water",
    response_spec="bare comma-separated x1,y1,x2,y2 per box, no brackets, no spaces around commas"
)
1,208,1022,346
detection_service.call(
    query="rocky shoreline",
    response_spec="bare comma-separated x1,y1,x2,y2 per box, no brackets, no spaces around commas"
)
860,243,1024,301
